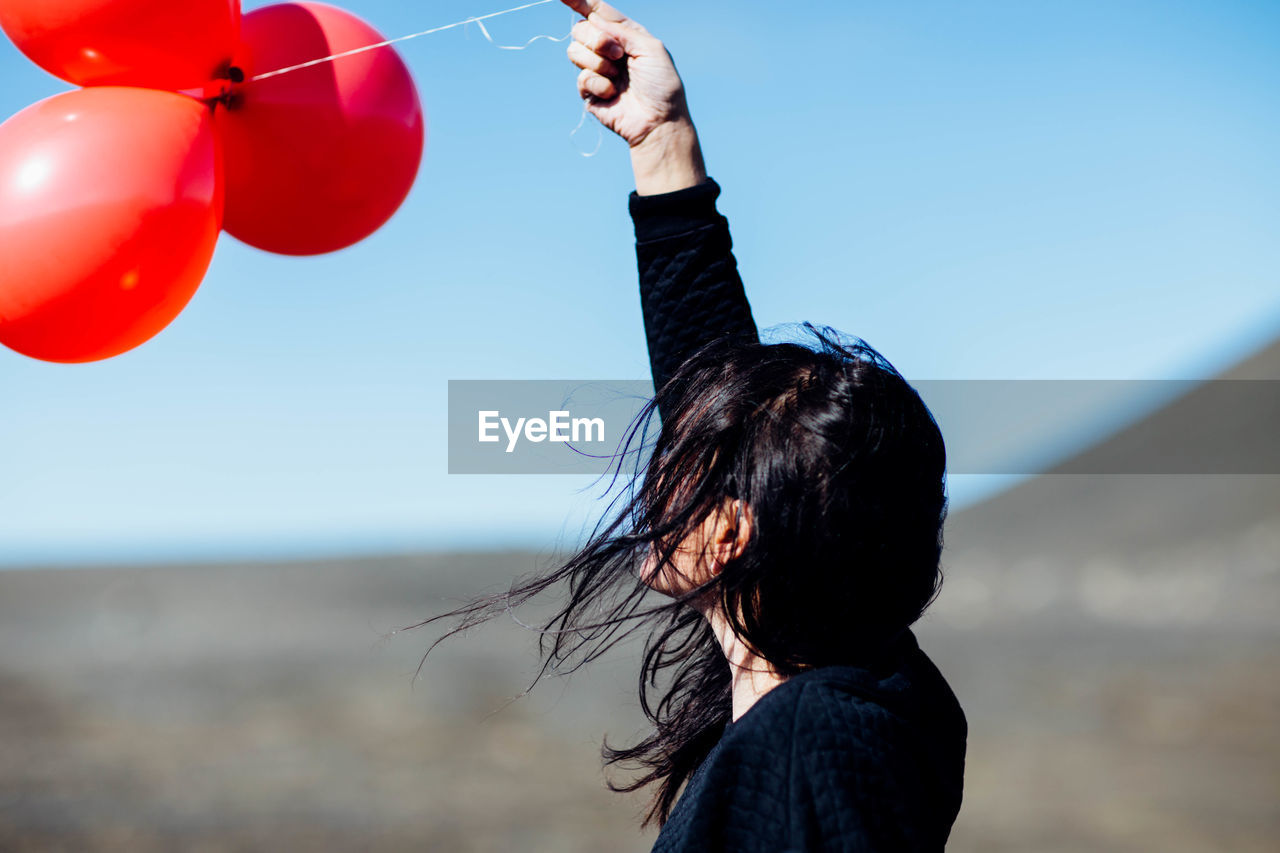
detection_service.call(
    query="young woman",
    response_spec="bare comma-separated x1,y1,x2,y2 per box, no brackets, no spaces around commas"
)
419,2,967,849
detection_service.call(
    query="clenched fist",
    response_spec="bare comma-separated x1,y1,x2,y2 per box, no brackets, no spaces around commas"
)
560,0,707,195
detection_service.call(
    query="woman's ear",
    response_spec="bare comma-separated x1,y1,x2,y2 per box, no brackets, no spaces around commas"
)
709,498,752,571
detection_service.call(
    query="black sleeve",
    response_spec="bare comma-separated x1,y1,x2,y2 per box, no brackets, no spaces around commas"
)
629,178,759,401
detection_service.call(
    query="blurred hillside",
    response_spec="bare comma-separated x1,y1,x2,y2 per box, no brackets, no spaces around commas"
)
0,340,1276,851
921,335,1280,851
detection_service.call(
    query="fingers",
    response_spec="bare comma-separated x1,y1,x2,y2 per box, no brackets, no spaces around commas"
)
558,0,628,24
567,40,620,78
586,13,654,55
586,2,628,24
577,67,617,101
563,0,655,106
571,19,624,61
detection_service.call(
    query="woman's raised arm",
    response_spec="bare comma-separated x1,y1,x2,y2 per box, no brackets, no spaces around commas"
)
562,0,758,398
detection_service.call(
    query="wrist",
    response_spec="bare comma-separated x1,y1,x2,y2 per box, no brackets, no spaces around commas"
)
630,119,707,196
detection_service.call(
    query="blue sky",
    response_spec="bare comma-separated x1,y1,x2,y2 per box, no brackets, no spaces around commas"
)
1,0,1277,566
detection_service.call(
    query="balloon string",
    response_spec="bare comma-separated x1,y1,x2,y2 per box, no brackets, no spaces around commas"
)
470,15,571,51
249,0,564,83
245,0,604,157
572,99,604,158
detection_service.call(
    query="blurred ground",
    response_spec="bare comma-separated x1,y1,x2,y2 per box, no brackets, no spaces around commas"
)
1,343,1276,851
0,527,1275,852
0,552,663,852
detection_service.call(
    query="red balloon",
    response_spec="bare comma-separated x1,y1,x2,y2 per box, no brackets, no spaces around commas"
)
0,87,223,363
219,2,425,256
0,0,240,91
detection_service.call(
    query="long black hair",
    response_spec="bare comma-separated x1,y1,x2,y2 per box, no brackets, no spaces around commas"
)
408,323,949,827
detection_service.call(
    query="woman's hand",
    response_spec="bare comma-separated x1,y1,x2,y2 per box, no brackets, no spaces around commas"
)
560,0,707,195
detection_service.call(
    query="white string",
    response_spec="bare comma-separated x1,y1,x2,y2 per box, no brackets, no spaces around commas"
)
571,99,604,158
249,0,561,82
244,0,605,157
470,15,570,51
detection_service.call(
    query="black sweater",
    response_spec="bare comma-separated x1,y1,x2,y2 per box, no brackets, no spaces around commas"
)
628,180,968,852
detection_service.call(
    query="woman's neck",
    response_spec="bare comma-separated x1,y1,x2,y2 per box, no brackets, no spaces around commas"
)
704,607,788,723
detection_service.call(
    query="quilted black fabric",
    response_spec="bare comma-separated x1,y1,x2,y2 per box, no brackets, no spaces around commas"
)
630,178,759,397
647,629,967,853
629,182,967,851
